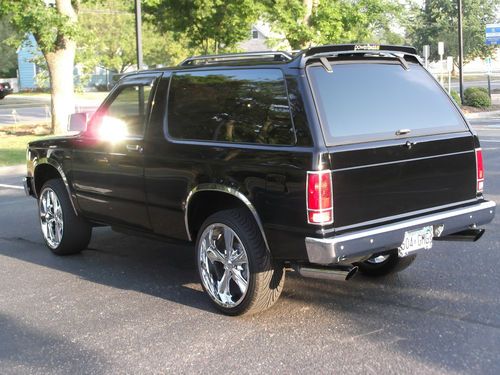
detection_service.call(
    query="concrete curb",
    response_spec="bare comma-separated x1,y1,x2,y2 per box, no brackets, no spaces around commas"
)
465,110,500,120
0,164,26,176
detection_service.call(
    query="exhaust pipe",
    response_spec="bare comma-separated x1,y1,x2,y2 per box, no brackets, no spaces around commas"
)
435,228,485,242
296,264,358,281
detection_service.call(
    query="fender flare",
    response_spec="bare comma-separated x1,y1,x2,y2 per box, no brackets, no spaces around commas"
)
33,157,79,216
184,183,270,251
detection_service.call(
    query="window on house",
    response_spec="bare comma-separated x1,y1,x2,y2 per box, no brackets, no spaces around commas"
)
252,30,259,39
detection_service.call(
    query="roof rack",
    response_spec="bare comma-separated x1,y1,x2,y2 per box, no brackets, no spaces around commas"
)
304,44,418,57
179,51,293,66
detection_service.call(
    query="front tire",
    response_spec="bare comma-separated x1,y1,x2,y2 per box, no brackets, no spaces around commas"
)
356,250,417,277
39,179,92,255
196,208,285,316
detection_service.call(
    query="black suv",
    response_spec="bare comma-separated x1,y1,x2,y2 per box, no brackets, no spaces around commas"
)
24,45,496,315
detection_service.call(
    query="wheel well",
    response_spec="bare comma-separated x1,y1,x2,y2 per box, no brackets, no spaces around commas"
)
34,164,62,196
187,191,260,241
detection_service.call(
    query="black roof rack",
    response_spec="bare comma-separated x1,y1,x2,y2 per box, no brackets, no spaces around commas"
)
304,44,418,57
179,51,293,66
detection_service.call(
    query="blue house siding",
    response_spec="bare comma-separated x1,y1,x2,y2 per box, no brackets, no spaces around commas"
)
17,34,42,90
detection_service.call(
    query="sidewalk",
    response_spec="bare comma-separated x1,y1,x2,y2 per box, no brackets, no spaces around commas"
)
465,109,500,120
0,164,25,176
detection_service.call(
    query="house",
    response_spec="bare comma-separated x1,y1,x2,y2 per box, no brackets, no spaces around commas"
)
17,34,42,90
239,21,290,52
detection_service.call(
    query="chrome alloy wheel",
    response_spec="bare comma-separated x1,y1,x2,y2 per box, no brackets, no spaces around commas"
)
198,223,249,308
40,188,64,249
366,254,390,264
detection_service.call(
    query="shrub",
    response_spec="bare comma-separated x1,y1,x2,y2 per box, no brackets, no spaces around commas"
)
464,87,491,108
450,90,461,106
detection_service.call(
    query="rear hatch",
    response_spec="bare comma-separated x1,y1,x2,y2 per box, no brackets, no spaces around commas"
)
307,57,477,231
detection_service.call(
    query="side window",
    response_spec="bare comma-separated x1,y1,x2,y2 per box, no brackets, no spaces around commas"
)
167,69,295,145
104,84,153,137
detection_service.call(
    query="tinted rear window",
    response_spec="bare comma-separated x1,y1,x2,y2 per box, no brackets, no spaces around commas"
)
308,62,467,145
167,69,295,145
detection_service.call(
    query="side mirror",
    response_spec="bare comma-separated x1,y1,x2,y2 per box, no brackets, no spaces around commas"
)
68,112,89,132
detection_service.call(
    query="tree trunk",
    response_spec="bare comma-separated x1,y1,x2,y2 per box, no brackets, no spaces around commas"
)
43,0,77,135
45,42,76,134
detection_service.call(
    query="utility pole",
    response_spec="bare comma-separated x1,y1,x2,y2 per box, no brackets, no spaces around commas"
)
135,0,143,71
458,0,464,103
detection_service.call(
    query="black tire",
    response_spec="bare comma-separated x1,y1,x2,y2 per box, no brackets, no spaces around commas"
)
356,250,417,277
38,179,92,255
196,208,285,316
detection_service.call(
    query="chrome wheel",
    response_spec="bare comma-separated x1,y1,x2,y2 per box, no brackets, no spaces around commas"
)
366,254,390,264
40,188,64,249
198,223,249,308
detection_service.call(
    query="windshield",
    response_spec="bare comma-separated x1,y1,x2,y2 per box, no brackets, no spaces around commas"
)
307,61,467,145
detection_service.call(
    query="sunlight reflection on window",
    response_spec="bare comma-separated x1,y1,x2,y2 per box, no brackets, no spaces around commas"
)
98,116,128,142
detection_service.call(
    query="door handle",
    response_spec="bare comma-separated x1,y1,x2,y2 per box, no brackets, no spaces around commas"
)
126,144,143,153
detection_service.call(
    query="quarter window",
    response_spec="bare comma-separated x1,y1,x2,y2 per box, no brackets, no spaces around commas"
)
167,69,295,145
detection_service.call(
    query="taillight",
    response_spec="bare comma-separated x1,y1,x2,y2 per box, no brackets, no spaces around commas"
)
307,170,333,225
476,148,484,193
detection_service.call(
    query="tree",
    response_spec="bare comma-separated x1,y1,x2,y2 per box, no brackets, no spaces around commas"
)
78,0,188,74
0,0,85,134
143,0,260,54
406,0,500,63
262,0,403,50
0,18,20,78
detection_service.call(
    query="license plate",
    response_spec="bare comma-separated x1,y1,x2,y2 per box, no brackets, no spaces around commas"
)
398,226,433,257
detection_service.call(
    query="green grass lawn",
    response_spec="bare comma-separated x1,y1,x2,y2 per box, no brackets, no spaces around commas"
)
0,135,46,166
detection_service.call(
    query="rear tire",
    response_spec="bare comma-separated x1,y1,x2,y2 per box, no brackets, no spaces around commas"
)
196,208,285,316
38,179,92,255
356,250,416,277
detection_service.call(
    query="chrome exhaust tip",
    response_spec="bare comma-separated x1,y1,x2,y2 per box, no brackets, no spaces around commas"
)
296,265,358,281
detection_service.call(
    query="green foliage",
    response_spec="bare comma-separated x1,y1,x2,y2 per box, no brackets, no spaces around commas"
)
406,0,499,63
464,87,491,108
0,18,20,77
77,0,190,73
450,90,462,106
0,0,79,54
262,0,404,49
143,0,260,54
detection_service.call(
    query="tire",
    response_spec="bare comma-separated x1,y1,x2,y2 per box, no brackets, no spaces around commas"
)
196,208,285,316
356,250,417,277
38,179,92,255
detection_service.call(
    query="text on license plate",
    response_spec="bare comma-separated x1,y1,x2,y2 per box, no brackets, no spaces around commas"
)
398,225,433,257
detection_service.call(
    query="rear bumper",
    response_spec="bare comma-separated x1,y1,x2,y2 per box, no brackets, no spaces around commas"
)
305,200,496,265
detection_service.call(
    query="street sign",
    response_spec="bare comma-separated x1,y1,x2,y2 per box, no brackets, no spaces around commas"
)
438,42,444,56
423,45,430,59
486,23,500,45
446,56,453,72
423,45,430,69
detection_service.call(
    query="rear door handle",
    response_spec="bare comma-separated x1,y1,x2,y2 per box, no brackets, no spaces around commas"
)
126,144,143,153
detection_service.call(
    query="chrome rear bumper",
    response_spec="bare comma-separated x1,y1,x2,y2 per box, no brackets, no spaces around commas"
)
305,200,496,265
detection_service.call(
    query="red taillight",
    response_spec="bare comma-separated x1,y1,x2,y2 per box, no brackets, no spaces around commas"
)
476,148,484,193
307,170,333,225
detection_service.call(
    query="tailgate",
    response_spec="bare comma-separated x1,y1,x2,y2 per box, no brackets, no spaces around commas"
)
306,57,477,230
329,133,476,229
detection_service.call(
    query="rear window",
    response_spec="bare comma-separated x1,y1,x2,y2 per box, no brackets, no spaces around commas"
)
307,61,467,145
167,69,295,145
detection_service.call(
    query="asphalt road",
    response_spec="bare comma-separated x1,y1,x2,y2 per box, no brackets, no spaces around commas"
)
0,96,100,126
0,125,499,374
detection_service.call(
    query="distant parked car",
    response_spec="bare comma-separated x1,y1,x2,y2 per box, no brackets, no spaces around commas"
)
0,82,13,99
